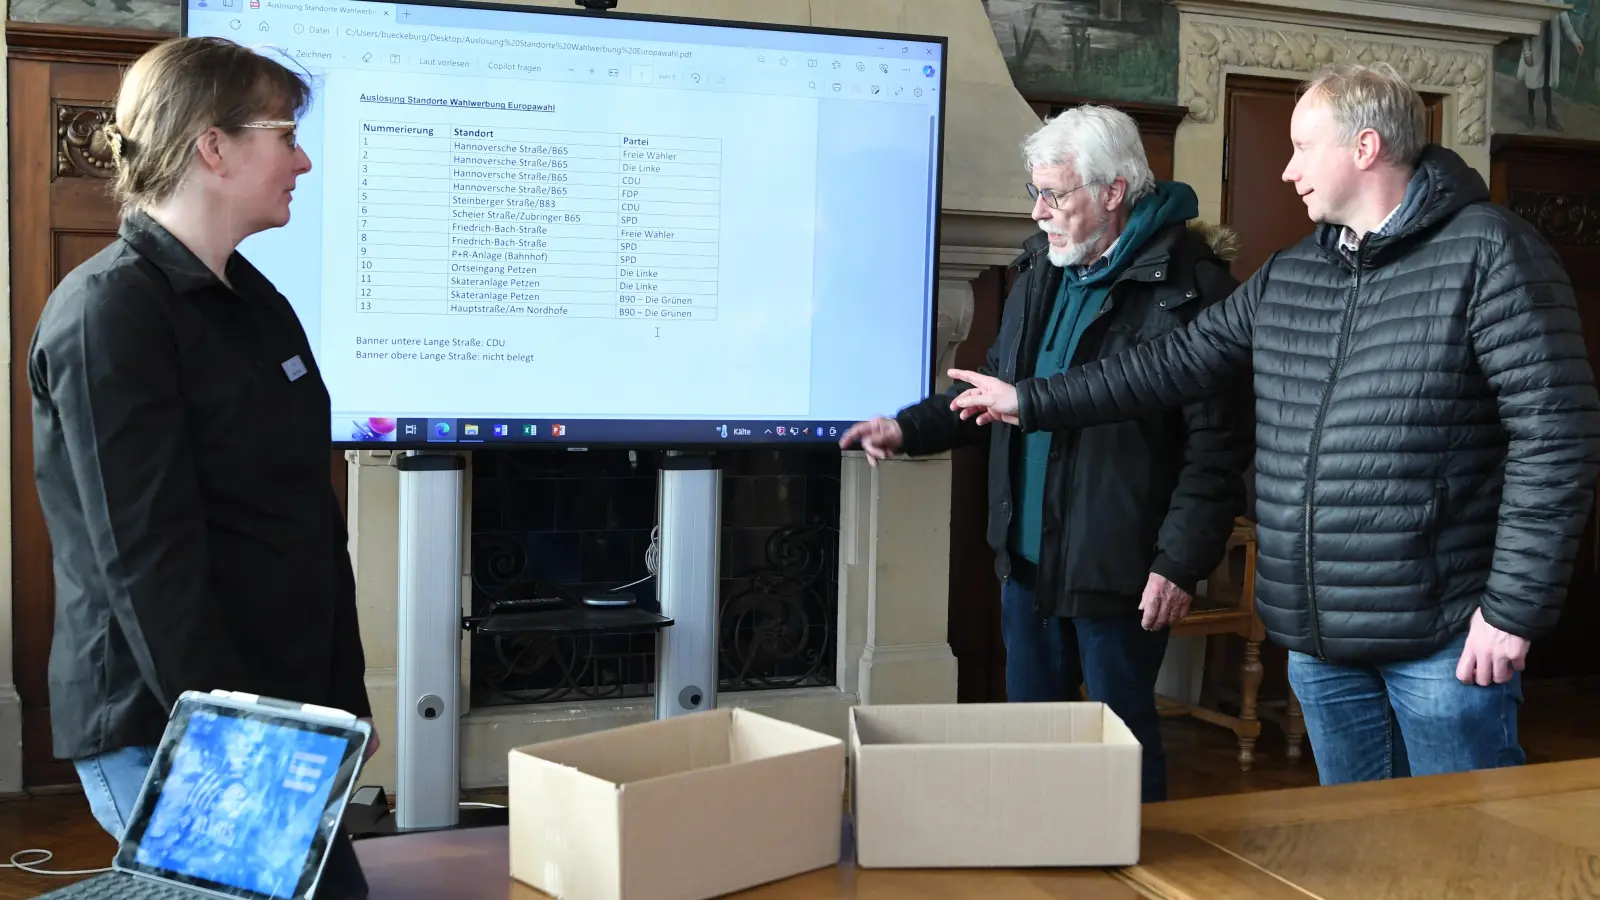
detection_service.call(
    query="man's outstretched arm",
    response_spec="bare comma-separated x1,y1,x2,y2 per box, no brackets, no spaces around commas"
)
1015,263,1264,433
896,303,1010,457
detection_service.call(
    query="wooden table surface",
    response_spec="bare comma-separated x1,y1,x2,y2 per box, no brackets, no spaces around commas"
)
1121,757,1600,899
352,759,1600,900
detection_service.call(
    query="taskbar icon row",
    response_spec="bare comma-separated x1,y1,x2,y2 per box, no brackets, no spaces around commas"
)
368,417,853,445
398,418,564,442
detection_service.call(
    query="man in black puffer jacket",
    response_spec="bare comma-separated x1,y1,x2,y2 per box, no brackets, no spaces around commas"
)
947,63,1600,785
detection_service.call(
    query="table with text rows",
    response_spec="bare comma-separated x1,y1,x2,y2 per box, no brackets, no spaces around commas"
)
354,121,722,320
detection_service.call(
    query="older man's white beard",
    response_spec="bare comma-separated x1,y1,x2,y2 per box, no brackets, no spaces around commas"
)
1042,217,1109,268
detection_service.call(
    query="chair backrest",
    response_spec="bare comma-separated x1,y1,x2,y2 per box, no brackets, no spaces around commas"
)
1183,518,1257,620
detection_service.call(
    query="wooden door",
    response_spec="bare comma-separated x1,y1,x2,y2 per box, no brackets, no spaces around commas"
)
1026,96,1188,186
946,267,1004,702
1221,76,1444,281
8,24,155,787
7,24,348,786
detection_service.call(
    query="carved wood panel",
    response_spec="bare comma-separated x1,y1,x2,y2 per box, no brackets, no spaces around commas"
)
1507,191,1600,248
1179,14,1489,147
55,103,114,179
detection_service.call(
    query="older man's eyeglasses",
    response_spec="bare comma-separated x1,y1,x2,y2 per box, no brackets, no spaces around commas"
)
1026,181,1101,210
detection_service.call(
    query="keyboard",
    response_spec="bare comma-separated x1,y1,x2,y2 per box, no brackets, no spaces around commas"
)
34,872,203,899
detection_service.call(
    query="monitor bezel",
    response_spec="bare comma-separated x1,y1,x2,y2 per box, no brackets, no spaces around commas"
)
181,0,951,452
113,693,370,900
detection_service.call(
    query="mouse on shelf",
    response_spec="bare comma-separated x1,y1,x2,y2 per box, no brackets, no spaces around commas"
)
584,588,637,608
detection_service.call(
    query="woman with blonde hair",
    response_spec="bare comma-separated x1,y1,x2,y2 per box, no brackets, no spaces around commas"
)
28,35,375,864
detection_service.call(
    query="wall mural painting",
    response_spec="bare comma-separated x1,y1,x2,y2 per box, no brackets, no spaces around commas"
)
9,0,181,33
1493,0,1600,140
984,0,1179,106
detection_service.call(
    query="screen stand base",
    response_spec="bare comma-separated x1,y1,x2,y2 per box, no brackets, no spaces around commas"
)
342,785,508,841
655,452,722,718
351,452,507,839
388,451,478,834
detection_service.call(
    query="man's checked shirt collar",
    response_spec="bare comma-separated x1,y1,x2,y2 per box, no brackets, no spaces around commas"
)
1337,201,1403,257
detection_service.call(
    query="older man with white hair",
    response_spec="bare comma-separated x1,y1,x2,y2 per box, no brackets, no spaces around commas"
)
947,63,1600,786
840,105,1251,804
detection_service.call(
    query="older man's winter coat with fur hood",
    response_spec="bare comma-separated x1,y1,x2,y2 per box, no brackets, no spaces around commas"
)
898,210,1253,619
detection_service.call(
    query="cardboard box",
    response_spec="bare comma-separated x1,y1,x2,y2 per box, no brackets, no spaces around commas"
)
508,708,844,900
849,702,1141,869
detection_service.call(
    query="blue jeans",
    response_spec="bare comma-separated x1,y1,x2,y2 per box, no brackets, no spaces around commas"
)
1287,632,1525,785
1000,579,1170,803
74,745,158,840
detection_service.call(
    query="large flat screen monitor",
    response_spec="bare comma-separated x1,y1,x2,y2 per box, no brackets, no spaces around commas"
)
182,0,948,449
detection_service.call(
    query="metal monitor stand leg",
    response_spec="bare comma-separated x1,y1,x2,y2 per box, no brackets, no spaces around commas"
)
395,451,466,830
655,452,722,718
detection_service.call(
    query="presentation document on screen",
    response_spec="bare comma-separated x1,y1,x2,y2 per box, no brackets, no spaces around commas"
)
186,0,946,446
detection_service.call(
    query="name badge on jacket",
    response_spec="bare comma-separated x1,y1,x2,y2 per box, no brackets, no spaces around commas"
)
282,355,307,382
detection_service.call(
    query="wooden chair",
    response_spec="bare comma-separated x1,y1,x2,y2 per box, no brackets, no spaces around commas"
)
1155,519,1306,771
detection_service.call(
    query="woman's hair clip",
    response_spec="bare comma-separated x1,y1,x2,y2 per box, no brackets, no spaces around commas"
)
103,122,127,164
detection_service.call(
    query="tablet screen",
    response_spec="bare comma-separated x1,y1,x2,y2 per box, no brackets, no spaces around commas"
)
116,697,367,900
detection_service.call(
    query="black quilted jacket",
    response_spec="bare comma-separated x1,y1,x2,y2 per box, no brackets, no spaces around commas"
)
1013,145,1600,664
